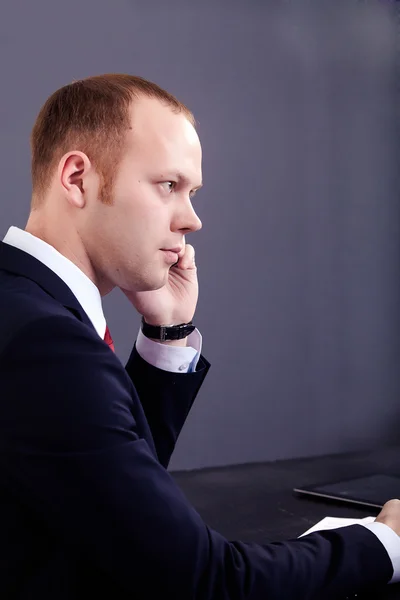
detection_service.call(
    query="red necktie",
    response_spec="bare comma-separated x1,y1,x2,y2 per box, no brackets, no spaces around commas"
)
104,325,115,353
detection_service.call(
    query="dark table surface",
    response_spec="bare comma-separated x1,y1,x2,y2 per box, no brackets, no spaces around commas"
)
173,445,400,599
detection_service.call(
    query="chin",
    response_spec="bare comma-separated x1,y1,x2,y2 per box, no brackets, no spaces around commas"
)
153,273,169,290
137,272,168,292
156,269,170,289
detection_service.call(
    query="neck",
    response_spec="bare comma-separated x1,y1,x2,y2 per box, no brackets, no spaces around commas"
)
25,209,109,295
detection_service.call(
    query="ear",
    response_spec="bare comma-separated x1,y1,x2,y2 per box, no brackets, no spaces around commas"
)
58,151,92,209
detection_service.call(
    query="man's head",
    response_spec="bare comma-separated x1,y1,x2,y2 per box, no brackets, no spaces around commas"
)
27,74,203,294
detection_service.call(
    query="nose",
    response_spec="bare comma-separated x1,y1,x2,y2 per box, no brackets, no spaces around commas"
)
174,199,202,234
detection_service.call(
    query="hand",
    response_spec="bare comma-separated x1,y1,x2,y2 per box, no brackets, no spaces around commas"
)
376,499,400,536
122,243,198,326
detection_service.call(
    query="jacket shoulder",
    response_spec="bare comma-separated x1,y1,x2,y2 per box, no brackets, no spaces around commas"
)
0,270,90,352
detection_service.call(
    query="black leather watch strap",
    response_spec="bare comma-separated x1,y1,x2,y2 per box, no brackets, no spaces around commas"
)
141,317,195,341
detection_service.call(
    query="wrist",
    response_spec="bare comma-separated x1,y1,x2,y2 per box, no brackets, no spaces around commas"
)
142,315,194,327
141,317,195,343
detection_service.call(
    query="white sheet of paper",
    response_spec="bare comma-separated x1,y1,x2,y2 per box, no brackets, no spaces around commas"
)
299,516,375,537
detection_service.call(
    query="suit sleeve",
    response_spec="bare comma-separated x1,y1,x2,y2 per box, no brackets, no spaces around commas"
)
125,344,210,468
0,315,393,600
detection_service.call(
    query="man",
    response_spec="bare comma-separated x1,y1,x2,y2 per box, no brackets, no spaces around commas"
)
0,73,399,599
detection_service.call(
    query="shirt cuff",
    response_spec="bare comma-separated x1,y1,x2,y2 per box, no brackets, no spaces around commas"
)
135,327,202,373
364,522,400,583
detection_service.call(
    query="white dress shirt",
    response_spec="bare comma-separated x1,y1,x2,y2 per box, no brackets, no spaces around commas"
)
2,226,400,582
2,226,201,373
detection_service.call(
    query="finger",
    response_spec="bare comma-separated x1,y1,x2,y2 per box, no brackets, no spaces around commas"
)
178,244,196,269
174,244,195,270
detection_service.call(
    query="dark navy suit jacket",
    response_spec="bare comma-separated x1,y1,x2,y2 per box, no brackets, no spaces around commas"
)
0,241,393,599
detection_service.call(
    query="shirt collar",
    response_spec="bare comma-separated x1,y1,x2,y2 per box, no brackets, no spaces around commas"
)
2,226,106,339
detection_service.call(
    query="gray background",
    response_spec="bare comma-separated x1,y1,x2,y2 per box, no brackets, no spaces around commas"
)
0,0,398,470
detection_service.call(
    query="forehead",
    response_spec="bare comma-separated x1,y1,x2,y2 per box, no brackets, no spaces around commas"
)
125,97,202,178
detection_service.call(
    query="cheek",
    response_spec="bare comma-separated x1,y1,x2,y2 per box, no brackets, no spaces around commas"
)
109,185,170,245
118,191,160,226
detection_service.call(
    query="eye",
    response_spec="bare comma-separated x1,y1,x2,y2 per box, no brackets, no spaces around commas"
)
160,181,176,193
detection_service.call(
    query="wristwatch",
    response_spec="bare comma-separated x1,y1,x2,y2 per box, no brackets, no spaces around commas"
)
141,317,195,341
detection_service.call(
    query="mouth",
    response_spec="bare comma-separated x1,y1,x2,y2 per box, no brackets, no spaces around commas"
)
161,249,180,263
162,247,183,254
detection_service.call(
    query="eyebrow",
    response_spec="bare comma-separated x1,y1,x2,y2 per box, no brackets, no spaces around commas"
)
171,172,203,192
